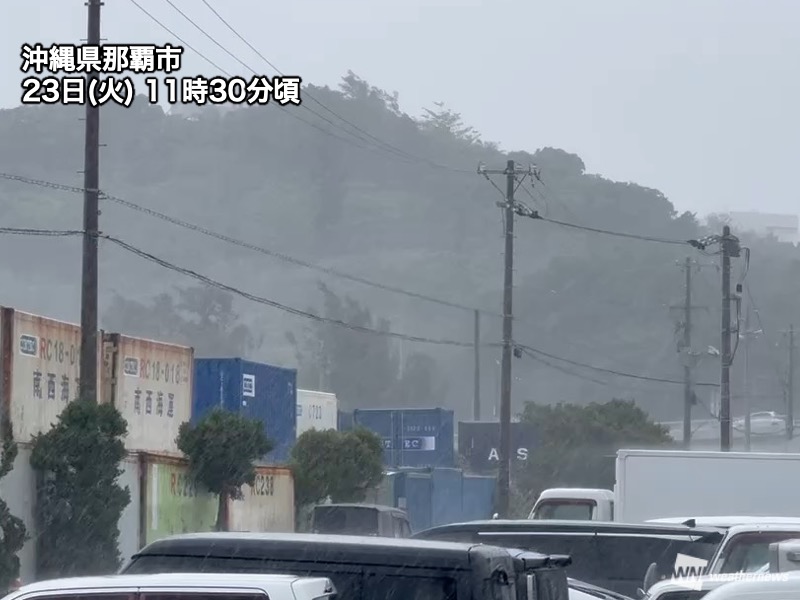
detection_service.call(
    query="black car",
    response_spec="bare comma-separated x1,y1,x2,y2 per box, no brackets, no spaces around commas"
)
121,532,571,600
413,520,725,597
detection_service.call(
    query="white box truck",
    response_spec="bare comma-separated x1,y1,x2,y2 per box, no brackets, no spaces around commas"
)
529,449,800,523
296,389,338,436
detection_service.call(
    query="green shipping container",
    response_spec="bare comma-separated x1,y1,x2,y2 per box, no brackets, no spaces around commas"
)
143,455,218,544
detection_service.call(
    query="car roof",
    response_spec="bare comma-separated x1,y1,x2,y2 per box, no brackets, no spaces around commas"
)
314,503,402,512
10,573,331,595
133,532,511,570
648,517,800,528
414,519,724,539
723,523,800,535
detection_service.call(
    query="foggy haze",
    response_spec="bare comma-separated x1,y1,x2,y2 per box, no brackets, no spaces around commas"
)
3,0,800,216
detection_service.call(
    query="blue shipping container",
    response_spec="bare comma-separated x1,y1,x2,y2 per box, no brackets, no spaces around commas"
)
337,410,354,431
193,358,297,464
352,409,397,465
353,408,455,468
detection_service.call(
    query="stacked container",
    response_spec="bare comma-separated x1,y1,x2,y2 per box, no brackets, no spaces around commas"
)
296,389,338,436
192,358,297,463
1,308,103,441
102,333,194,454
352,408,455,468
457,421,537,473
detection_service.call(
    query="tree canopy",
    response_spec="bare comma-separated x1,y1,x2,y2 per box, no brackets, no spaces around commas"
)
29,401,129,578
177,410,274,531
512,399,673,517
0,420,26,591
1,72,797,423
291,427,384,509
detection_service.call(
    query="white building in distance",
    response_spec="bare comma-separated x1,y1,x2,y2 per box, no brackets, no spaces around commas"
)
726,211,799,244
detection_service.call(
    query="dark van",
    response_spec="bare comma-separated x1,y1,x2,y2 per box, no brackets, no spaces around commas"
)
311,503,412,537
121,532,570,600
414,520,724,598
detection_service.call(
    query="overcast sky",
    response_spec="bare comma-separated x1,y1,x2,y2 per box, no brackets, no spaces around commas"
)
3,0,798,216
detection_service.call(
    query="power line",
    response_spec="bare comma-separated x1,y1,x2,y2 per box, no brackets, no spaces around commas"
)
127,0,404,158
0,227,83,237
127,0,228,73
101,233,477,347
0,171,502,317
539,215,697,246
138,0,470,172
197,0,473,174
517,343,720,387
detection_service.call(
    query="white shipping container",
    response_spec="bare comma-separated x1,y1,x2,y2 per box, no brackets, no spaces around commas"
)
0,444,36,584
229,466,294,532
296,389,338,436
103,334,193,454
5,309,102,441
117,452,142,562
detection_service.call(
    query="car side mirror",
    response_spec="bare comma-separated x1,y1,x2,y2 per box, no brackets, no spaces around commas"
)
642,562,659,593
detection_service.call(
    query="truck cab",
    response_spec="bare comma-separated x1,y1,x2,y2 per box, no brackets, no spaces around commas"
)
528,489,614,521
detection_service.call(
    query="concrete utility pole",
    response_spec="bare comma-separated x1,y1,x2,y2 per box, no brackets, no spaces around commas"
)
474,309,481,420
681,257,694,447
670,258,710,448
719,225,741,451
79,0,102,404
742,306,753,451
788,325,796,440
477,160,535,517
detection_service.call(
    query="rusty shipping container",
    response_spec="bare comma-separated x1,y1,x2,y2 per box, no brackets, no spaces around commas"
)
229,466,295,533
103,334,193,454
1,308,103,441
118,452,142,563
140,452,218,546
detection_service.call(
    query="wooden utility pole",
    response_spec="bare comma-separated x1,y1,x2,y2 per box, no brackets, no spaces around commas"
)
79,0,102,404
477,160,535,517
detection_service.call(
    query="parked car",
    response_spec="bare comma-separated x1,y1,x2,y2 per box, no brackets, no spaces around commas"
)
700,571,800,600
311,503,411,537
120,532,571,600
413,519,724,597
1,573,336,600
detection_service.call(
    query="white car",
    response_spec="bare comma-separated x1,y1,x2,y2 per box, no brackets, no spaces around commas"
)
1,573,337,600
701,571,800,600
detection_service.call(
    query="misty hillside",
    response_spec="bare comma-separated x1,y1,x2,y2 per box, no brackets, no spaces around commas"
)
1,72,798,421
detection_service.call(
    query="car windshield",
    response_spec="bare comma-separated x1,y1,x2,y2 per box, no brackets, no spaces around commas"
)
716,532,800,573
313,506,380,535
534,501,595,520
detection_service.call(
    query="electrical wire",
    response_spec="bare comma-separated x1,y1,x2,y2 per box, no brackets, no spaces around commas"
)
537,215,698,247
126,0,406,158
101,233,480,347
136,0,471,172
744,281,787,384
0,171,503,317
0,227,83,237
196,0,474,174
516,343,720,387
